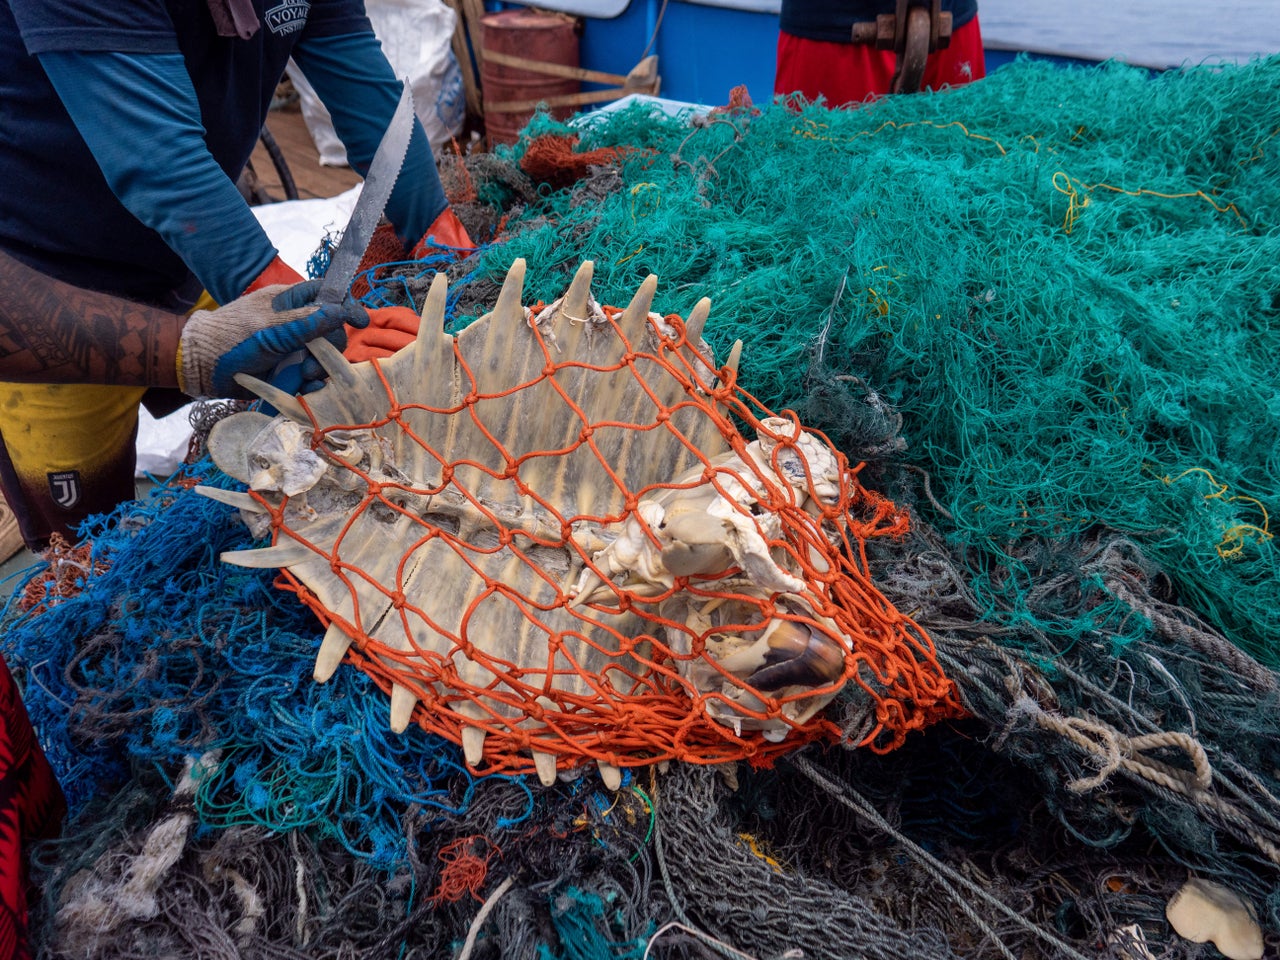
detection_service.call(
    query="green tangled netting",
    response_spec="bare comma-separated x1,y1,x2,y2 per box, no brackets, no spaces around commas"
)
464,56,1280,670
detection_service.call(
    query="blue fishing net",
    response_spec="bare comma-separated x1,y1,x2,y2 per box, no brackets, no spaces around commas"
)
1,460,526,868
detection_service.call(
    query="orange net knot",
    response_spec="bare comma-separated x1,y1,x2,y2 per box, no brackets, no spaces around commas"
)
19,534,109,614
520,134,626,190
428,835,501,905
709,84,760,117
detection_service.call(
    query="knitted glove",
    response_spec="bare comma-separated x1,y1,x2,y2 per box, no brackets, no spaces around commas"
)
178,280,370,399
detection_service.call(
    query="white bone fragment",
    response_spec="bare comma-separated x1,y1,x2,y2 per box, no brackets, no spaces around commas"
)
725,339,742,377
314,623,354,683
205,411,276,485
221,542,315,568
418,271,449,337
706,497,805,594
533,751,558,787
232,373,310,422
560,260,595,321
389,684,418,734
461,726,487,768
193,486,266,513
619,275,658,342
597,761,622,792
1107,923,1155,960
684,298,709,346
493,258,527,327
1166,878,1263,960
306,336,361,390
225,418,326,496
567,568,609,608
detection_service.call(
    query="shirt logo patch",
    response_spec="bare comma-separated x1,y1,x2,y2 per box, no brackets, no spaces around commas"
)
265,0,309,36
48,471,81,510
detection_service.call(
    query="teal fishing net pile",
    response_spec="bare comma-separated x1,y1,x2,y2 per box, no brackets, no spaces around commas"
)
471,56,1280,671
3,56,1280,958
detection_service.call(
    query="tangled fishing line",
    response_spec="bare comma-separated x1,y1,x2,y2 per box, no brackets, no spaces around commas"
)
2,55,1278,958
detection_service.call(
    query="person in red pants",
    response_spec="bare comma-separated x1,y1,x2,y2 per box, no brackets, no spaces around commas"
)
775,0,986,106
0,655,65,959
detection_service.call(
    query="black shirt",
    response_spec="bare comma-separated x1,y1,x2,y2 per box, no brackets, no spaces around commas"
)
780,0,978,44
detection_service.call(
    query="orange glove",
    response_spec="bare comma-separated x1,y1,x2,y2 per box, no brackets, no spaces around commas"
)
409,207,475,260
350,209,475,301
243,255,305,294
343,306,422,361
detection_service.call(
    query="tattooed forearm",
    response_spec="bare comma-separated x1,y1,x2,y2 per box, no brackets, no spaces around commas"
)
0,248,185,387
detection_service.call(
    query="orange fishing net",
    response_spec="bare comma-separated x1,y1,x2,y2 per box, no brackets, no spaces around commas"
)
208,262,962,783
520,134,627,189
349,221,409,301
19,534,110,614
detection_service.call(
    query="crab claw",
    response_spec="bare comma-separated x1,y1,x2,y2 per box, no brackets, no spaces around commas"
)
657,488,734,576
568,567,613,607
744,620,846,692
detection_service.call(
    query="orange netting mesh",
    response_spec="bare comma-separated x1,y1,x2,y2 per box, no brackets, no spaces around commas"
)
349,221,410,301
519,134,627,190
428,835,500,905
253,295,962,779
19,534,110,614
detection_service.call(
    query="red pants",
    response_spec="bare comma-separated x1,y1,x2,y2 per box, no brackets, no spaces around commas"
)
0,655,65,958
774,15,986,106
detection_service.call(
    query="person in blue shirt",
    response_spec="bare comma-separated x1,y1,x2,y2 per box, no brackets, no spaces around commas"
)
0,242,318,949
0,0,471,550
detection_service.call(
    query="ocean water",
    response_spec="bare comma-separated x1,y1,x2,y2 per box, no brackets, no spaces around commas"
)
978,0,1280,68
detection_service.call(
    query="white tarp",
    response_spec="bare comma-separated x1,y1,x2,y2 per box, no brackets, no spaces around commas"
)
287,0,466,164
137,189,361,477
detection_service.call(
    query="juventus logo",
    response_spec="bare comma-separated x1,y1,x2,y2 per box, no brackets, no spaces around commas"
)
48,471,82,510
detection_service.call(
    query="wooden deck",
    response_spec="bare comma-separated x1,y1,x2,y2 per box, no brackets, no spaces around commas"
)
247,102,362,202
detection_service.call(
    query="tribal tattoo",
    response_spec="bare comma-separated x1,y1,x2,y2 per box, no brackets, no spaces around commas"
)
0,248,184,388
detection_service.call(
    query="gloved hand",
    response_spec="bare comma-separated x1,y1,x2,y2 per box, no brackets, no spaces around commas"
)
178,280,371,399
344,306,422,361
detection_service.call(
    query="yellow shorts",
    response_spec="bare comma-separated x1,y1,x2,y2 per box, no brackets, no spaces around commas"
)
0,291,214,549
0,383,147,549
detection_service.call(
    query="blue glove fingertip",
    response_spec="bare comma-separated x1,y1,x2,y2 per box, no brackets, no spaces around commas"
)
272,278,323,311
299,356,325,383
316,301,370,330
